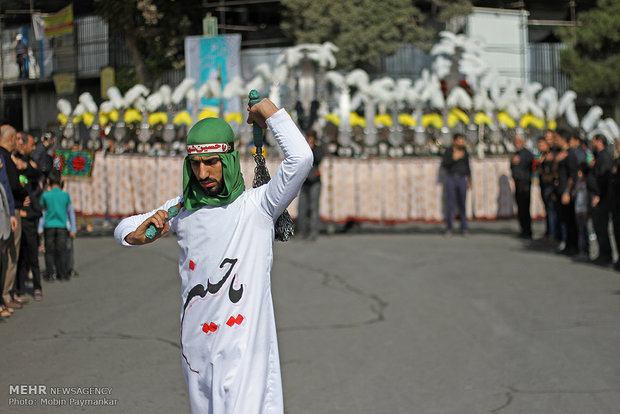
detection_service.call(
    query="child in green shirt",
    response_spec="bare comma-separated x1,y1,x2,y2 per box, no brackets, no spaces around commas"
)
40,170,74,281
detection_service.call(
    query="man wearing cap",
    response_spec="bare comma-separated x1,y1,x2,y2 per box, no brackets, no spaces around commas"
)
114,99,312,413
15,34,28,79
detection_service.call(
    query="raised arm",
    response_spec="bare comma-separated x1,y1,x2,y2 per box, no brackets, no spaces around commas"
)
114,196,182,246
247,100,313,219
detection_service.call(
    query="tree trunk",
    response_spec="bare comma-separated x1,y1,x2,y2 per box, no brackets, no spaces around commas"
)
123,20,150,86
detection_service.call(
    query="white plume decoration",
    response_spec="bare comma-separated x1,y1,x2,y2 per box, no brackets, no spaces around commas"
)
171,78,196,105
99,101,114,114
430,41,455,56
57,99,72,116
197,82,210,100
346,69,370,93
158,85,172,106
123,84,150,108
473,90,495,113
592,118,620,143
603,118,620,140
558,90,579,127
432,56,452,80
245,76,264,93
273,65,288,85
446,86,472,110
133,96,146,113
107,87,124,109
78,92,98,114
146,91,163,113
72,102,86,117
393,78,412,104
222,76,246,100
537,87,559,120
581,106,603,133
185,88,197,103
325,71,346,90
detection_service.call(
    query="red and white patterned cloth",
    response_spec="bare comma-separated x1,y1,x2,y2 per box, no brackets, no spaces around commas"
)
67,155,544,222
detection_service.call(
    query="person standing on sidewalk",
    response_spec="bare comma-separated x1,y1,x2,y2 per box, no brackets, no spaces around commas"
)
441,133,471,236
510,134,534,239
296,129,324,241
0,125,29,310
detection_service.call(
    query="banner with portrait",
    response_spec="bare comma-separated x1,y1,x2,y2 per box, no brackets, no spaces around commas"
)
184,34,242,114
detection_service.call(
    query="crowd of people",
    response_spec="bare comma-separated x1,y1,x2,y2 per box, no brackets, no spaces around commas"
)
442,126,620,270
509,128,620,269
0,125,77,320
2,118,619,322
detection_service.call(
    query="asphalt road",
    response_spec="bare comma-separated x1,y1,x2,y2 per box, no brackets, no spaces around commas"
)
2,221,620,414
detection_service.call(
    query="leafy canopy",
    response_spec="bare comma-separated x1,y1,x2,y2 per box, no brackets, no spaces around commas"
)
281,0,472,71
94,0,195,87
281,0,429,71
559,0,620,102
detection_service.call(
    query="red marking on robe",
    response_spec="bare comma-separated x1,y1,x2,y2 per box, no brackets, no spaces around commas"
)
202,322,218,333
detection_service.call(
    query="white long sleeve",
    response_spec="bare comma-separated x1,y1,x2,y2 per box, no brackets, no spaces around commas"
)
114,196,182,246
114,109,311,245
260,108,313,219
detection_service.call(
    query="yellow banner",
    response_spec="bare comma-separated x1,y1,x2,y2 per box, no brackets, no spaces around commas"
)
44,4,73,38
100,67,115,99
53,73,76,95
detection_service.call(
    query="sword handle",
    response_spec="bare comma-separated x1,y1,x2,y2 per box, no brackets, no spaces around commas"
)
145,204,181,239
248,90,264,149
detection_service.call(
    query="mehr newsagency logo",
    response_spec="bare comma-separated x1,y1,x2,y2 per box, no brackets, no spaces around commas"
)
8,384,118,407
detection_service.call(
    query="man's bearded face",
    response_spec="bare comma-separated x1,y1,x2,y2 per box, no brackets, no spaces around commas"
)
189,155,224,196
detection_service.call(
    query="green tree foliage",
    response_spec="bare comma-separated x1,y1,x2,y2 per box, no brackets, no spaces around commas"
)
281,0,472,71
280,0,430,71
436,0,473,24
94,0,194,88
559,0,620,102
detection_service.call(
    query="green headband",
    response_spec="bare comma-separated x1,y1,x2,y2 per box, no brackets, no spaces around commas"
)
182,118,245,210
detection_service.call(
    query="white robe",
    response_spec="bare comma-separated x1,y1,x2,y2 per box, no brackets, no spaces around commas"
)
115,109,313,413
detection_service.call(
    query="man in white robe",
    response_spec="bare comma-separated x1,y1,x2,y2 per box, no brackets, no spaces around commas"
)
114,99,313,413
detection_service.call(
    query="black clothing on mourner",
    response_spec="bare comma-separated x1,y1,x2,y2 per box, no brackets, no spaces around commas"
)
612,156,620,211
611,156,620,270
441,147,471,178
297,143,324,240
15,156,43,295
538,150,556,239
305,144,324,185
574,145,587,166
589,148,613,200
511,147,534,238
441,146,471,234
556,148,579,254
0,147,28,208
589,147,613,263
32,141,54,178
556,148,578,197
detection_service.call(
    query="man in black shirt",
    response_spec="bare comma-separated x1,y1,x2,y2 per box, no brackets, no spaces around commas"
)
511,134,534,239
536,136,557,242
31,132,55,178
555,129,579,255
297,130,325,241
611,139,620,271
0,125,29,309
588,135,613,265
14,133,44,299
441,133,471,236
